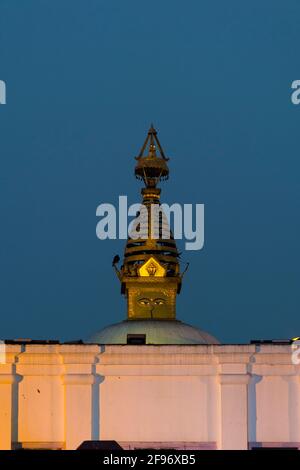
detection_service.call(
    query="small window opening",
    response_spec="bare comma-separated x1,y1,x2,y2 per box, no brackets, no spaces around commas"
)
127,334,146,345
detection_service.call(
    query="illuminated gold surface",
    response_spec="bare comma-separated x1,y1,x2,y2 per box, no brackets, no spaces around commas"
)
138,257,166,277
127,281,177,320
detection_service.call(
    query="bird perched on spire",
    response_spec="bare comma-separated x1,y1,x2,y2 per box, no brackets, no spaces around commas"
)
112,254,121,281
112,254,120,266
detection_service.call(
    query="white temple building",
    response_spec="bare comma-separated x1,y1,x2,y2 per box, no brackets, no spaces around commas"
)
0,342,299,450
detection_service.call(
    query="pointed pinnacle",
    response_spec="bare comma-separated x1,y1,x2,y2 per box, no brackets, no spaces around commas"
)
148,123,157,134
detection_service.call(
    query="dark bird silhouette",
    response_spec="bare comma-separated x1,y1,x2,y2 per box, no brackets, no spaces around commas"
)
112,254,120,266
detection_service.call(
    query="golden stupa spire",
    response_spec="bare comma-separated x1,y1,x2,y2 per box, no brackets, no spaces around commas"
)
114,125,183,320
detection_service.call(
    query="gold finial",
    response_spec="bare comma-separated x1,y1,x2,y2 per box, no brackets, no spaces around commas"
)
135,125,169,188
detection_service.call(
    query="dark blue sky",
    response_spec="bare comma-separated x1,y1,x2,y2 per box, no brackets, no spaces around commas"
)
0,0,299,343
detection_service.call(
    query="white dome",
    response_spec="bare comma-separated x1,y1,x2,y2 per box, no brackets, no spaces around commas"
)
87,319,219,345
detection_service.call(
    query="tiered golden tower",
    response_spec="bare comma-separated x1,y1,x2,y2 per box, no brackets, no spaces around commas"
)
114,125,184,321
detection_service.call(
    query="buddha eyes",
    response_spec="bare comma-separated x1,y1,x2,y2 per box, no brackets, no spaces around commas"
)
139,298,150,305
138,298,165,306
